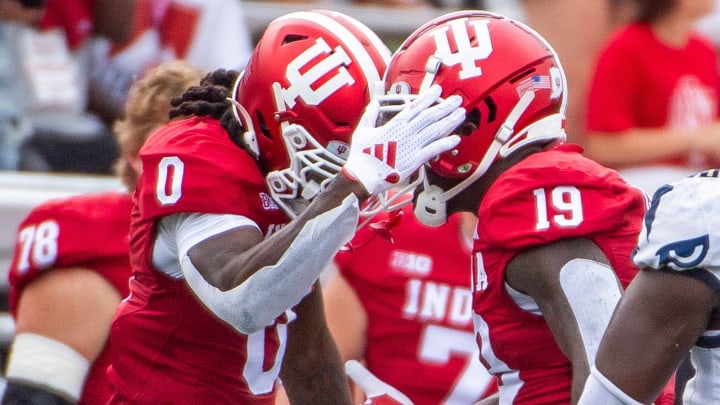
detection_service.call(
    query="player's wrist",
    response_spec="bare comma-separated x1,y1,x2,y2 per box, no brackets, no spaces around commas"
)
339,168,371,201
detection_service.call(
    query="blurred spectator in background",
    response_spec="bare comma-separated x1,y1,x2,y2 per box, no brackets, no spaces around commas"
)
88,0,253,126
350,0,485,9
2,61,202,405
0,0,136,174
0,0,252,175
426,0,486,9
351,0,429,8
584,0,720,194
519,0,625,146
323,206,497,405
695,0,720,47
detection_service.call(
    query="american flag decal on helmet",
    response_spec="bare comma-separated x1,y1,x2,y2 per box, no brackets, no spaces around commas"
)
363,141,397,168
516,74,551,96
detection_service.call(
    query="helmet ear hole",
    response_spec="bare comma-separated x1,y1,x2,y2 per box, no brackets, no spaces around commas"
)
282,34,308,45
483,97,497,123
457,109,479,136
256,112,273,140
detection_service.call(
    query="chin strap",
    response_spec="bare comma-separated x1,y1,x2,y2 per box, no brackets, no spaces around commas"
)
414,91,536,227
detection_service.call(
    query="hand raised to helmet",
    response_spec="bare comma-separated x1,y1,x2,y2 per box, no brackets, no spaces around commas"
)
342,85,465,195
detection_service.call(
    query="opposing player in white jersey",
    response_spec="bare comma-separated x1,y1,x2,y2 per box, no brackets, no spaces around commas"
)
579,169,720,405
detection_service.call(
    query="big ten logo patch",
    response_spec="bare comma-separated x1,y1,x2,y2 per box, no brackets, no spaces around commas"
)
390,250,432,276
276,37,355,109
265,223,286,238
259,193,280,210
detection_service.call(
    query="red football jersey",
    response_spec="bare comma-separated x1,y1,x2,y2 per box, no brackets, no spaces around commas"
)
39,0,94,50
586,22,720,168
107,117,290,404
8,191,133,405
471,144,646,404
336,206,497,405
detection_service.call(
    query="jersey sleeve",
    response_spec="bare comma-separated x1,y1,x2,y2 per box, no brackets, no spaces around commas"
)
7,192,133,312
633,172,720,288
477,147,645,251
136,118,283,227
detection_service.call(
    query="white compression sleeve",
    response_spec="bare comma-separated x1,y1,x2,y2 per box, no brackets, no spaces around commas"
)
559,258,623,365
683,332,720,405
578,366,645,405
182,194,360,334
5,333,90,402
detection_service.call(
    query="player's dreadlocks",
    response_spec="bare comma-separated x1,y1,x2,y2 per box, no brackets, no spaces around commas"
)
168,68,245,149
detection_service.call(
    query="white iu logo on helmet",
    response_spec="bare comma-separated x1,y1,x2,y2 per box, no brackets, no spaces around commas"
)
278,37,355,108
429,18,493,80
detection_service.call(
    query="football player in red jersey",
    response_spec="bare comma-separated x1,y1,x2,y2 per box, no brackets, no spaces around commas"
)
579,170,720,405
105,9,465,404
324,205,498,405
3,60,203,405
378,11,674,404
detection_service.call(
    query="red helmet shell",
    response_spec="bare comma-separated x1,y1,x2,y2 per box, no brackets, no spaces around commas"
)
234,9,390,173
384,11,566,179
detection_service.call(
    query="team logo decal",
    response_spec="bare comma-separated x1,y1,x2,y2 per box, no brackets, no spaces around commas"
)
430,18,493,80
327,141,350,159
656,234,709,270
277,38,355,108
388,81,411,95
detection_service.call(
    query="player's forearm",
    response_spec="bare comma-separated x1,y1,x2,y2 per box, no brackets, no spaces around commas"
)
281,360,352,405
281,302,353,405
183,190,361,334
227,173,367,283
584,128,693,167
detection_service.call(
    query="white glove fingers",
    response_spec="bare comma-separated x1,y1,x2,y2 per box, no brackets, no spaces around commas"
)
415,107,466,145
394,84,442,122
359,100,381,128
417,134,461,163
409,95,464,134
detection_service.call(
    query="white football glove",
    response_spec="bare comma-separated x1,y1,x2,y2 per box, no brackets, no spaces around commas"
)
345,360,414,405
342,84,465,195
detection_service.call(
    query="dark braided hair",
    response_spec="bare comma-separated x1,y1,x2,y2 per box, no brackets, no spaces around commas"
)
632,0,676,23
168,68,245,149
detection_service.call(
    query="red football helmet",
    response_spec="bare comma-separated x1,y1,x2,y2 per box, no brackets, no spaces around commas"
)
381,11,568,226
230,10,390,218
